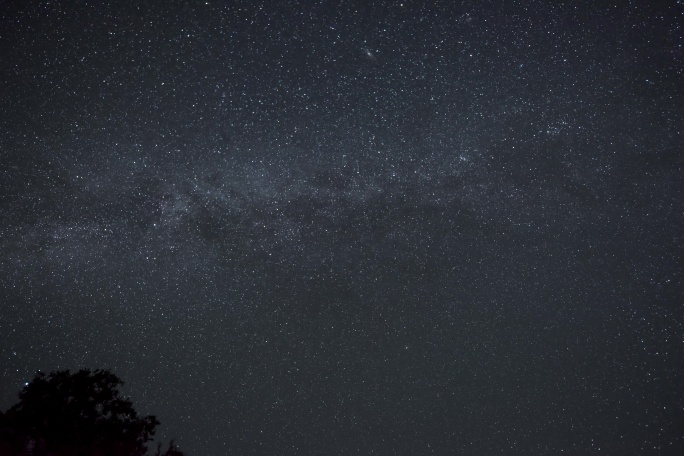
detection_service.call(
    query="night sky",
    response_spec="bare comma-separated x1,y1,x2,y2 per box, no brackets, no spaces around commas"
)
1,1,682,454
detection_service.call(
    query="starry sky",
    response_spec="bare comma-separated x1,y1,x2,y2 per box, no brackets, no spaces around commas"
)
1,1,682,454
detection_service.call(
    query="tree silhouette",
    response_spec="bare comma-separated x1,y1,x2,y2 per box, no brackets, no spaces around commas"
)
0,369,184,456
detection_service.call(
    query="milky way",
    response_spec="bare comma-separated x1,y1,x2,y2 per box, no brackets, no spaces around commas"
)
1,1,682,454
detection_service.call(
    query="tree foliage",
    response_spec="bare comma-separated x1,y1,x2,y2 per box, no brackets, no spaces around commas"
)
0,369,184,456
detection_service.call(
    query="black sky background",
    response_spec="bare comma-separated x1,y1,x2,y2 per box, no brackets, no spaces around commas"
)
1,1,682,454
